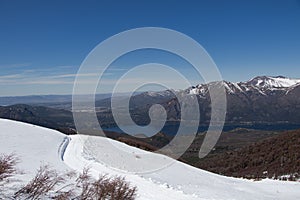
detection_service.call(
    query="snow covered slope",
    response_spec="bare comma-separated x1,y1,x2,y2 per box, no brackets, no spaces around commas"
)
1,119,300,200
64,134,300,200
0,119,69,178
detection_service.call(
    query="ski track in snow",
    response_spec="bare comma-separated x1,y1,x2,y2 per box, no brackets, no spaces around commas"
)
1,119,300,200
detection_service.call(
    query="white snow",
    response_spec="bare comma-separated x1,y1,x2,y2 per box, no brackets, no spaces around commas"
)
0,119,69,177
189,85,207,96
232,82,244,93
223,82,235,94
249,76,300,88
1,118,300,200
189,88,200,95
266,77,300,87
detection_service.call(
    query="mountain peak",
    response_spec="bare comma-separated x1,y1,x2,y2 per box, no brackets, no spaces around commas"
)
188,75,300,96
246,76,300,88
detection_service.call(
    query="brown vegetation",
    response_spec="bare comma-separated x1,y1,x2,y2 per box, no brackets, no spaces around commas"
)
75,168,137,200
14,165,73,199
196,129,300,180
0,154,137,199
0,153,18,182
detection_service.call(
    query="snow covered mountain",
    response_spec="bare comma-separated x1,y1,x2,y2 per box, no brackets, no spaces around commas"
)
189,76,300,96
155,76,300,125
247,76,300,89
1,119,300,199
93,75,300,127
0,76,299,132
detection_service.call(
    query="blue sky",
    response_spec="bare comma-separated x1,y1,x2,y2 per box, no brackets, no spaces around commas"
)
0,0,300,96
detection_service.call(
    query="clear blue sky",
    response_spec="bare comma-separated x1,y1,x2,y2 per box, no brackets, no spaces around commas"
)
0,0,300,96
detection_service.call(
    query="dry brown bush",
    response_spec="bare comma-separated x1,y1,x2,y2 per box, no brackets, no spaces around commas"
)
0,154,137,199
14,165,68,199
11,165,137,199
75,168,137,200
0,153,18,182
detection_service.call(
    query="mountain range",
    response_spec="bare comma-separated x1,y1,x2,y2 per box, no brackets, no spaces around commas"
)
0,76,300,132
97,76,300,128
188,76,300,124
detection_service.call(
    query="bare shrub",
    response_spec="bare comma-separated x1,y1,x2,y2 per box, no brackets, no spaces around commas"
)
0,153,19,199
108,176,137,200
76,168,137,200
0,153,18,182
52,190,75,200
0,154,138,200
75,168,94,199
14,165,67,199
